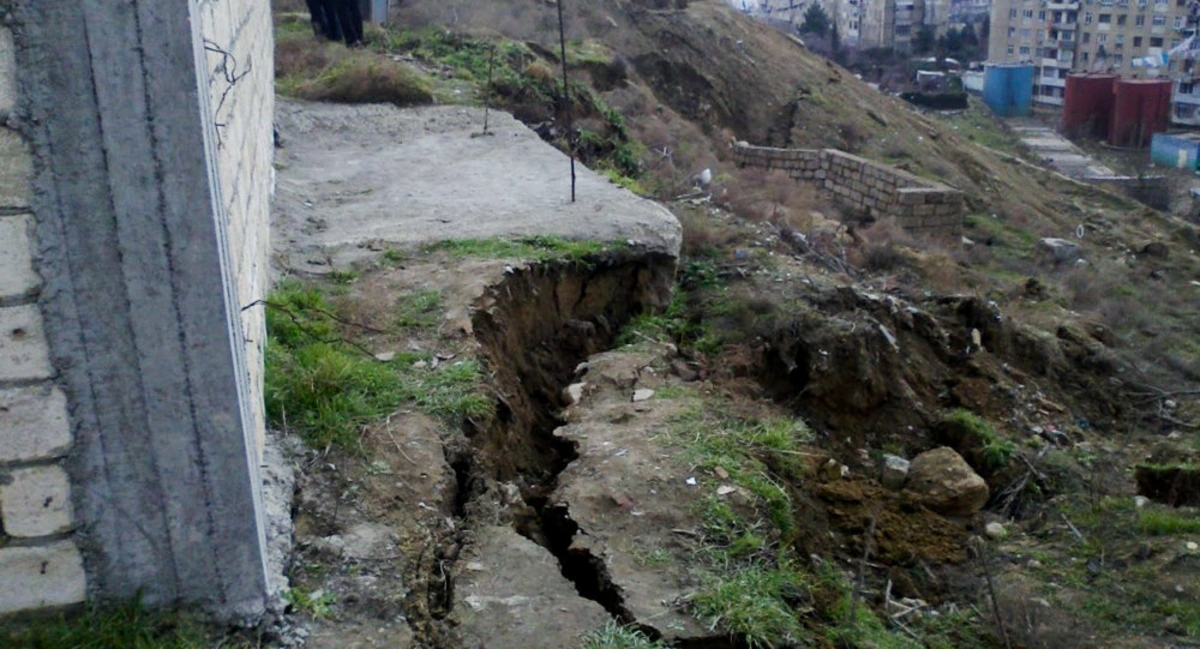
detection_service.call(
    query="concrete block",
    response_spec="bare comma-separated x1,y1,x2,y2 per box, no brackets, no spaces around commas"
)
0,384,72,463
0,26,15,116
0,214,41,299
0,304,53,381
0,129,32,209
0,542,86,613
1,465,74,537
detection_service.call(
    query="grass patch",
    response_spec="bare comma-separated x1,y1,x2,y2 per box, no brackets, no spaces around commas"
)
945,408,1015,470
579,621,667,649
425,236,623,262
690,564,810,648
276,28,432,106
1,601,220,649
1136,509,1200,535
264,280,491,450
395,289,443,329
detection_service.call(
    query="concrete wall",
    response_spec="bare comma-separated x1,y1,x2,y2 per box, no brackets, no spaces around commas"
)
733,142,965,237
0,19,87,614
0,0,274,618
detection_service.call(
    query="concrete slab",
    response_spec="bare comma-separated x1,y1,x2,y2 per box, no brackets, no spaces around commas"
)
452,526,609,649
272,100,681,269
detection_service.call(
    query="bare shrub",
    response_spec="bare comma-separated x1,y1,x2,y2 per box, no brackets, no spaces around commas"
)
853,218,916,273
721,169,822,224
679,210,741,258
276,31,433,106
992,582,1089,649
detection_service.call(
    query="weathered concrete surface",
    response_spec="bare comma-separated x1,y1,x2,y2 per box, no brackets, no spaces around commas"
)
0,543,86,612
11,0,270,617
272,99,681,269
0,385,72,463
452,526,609,648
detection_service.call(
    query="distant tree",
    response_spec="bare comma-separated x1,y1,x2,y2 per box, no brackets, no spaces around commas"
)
800,2,831,38
831,22,842,57
979,16,990,55
937,26,963,57
913,24,936,54
960,22,979,48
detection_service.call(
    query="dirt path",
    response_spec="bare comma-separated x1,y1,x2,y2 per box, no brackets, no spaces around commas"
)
272,98,681,271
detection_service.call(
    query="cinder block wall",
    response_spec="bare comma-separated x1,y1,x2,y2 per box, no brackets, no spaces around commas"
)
196,0,275,451
0,24,86,613
732,142,965,238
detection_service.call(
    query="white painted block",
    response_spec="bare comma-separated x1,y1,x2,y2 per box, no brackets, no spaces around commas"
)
0,384,72,462
0,304,52,381
1,464,74,537
0,542,86,613
0,214,41,299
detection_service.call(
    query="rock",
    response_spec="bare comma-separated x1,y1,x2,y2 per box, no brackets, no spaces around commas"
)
374,351,396,362
632,389,655,402
881,454,910,491
1141,242,1169,259
1187,541,1198,552
1134,495,1151,509
563,382,586,406
905,447,990,516
1040,237,1083,263
985,521,1007,539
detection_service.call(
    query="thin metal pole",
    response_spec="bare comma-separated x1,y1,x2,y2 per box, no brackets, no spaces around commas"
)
483,45,496,134
557,0,576,202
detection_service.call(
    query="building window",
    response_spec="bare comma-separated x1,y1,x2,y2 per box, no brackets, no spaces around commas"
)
1175,15,1185,27
1009,8,1017,18
1153,15,1165,25
1151,36,1164,45
1099,33,1108,42
1116,33,1125,44
1020,45,1032,54
1136,14,1145,25
1118,14,1127,24
1007,45,1015,54
1023,9,1034,17
1134,35,1143,45
1099,13,1112,21
1083,51,1090,62
1181,81,1195,94
896,24,911,35
1039,10,1047,19
1084,31,1093,42
1021,28,1031,38
1155,0,1167,5
1085,11,1093,23
1008,26,1016,37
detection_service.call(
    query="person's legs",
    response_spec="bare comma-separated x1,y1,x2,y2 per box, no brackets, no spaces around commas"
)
319,0,343,41
333,0,364,46
304,0,327,37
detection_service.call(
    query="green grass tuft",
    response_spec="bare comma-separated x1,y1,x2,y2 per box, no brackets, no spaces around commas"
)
1136,509,1200,535
1,601,219,649
425,236,624,262
691,564,810,648
580,621,667,649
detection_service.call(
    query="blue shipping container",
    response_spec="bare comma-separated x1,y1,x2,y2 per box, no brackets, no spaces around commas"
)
983,64,1035,118
1150,132,1200,170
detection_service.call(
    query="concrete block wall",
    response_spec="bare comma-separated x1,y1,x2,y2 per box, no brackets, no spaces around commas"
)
733,142,965,238
0,22,86,613
196,0,274,451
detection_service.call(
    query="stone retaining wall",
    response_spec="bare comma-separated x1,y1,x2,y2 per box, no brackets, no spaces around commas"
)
733,142,965,238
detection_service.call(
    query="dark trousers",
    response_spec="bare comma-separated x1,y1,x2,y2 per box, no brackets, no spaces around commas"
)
331,0,364,46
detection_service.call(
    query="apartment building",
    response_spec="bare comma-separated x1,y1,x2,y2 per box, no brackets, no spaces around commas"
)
727,0,938,52
988,0,1196,111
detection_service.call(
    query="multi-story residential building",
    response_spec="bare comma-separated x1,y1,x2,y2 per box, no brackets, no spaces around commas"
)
988,0,1196,112
726,0,943,52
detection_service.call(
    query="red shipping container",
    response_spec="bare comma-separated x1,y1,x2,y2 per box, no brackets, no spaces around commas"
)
1109,79,1173,148
1062,74,1117,139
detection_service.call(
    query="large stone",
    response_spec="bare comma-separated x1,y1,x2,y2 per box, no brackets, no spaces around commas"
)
0,214,41,299
0,385,72,463
881,454,910,491
1039,237,1083,263
905,447,990,516
0,26,15,116
0,304,53,382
